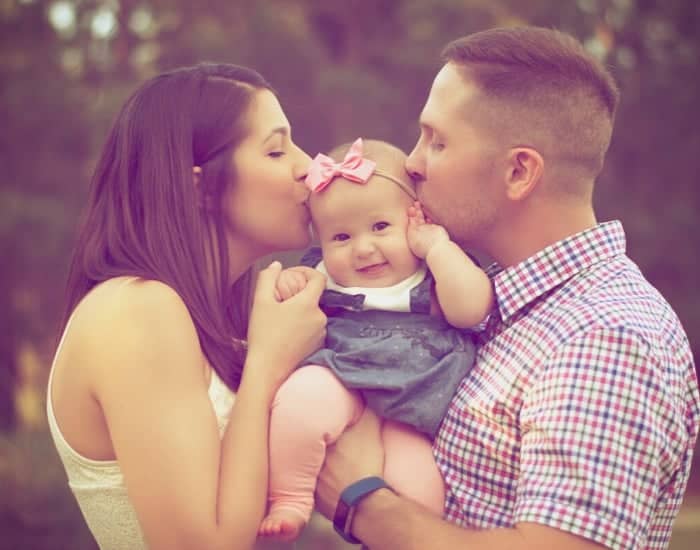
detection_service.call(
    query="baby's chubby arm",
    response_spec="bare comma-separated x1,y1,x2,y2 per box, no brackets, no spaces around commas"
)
407,202,494,328
275,266,318,302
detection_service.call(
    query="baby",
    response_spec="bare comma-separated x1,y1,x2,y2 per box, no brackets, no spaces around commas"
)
259,138,494,541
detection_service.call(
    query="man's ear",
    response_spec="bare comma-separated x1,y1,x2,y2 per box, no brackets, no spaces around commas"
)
504,147,543,201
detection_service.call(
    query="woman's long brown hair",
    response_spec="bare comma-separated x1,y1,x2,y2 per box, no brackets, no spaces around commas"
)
61,63,272,390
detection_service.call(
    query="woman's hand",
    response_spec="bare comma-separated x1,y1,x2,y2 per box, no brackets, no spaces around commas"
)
245,261,327,390
274,266,311,301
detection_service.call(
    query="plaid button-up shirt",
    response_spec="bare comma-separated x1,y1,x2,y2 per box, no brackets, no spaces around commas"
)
434,221,699,549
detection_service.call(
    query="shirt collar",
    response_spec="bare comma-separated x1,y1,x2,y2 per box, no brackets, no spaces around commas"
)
489,220,626,323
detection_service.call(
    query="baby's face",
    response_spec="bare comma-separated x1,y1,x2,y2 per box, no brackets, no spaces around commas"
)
311,176,420,288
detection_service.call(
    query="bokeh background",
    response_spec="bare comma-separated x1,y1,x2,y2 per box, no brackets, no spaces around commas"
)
1,0,699,548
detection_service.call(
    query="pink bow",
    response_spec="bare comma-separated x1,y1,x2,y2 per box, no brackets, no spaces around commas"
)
305,138,376,193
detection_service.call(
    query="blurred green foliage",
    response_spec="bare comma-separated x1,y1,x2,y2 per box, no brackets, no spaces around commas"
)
1,431,99,549
2,0,699,422
1,0,699,547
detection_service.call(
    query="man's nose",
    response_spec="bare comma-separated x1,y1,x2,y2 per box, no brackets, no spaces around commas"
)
405,144,425,183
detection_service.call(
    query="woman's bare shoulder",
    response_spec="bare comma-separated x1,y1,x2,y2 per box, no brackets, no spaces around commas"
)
70,278,203,377
78,277,190,327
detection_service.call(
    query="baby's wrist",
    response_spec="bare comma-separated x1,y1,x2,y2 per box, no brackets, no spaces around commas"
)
425,238,453,265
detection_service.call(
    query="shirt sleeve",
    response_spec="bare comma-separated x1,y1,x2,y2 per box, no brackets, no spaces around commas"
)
515,326,679,549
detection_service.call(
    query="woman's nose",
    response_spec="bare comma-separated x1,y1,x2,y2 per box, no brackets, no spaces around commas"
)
294,145,313,183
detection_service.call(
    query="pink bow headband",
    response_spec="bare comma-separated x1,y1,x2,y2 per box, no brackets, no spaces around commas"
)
305,138,416,199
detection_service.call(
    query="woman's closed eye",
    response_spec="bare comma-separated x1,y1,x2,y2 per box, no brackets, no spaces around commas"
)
267,150,285,158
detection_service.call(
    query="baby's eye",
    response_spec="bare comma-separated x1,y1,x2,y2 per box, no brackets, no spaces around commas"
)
373,221,390,231
332,233,350,242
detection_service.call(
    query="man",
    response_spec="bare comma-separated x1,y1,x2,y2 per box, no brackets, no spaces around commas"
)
315,26,700,549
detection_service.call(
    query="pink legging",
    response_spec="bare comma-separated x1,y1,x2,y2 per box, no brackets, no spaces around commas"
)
268,365,446,522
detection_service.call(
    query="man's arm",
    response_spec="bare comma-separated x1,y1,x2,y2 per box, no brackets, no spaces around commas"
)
354,491,605,549
315,412,606,550
317,325,679,549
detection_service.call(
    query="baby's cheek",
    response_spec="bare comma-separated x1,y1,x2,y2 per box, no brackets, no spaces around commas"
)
322,250,349,285
397,236,422,269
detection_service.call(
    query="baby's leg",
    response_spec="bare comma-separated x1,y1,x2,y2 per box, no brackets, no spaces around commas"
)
260,365,364,541
382,419,446,516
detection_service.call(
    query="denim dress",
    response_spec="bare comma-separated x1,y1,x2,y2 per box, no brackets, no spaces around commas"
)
301,248,476,438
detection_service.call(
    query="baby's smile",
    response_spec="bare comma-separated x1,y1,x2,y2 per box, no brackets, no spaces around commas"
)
356,262,389,276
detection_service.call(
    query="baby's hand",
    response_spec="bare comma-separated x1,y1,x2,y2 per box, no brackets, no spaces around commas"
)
407,201,450,259
275,267,311,301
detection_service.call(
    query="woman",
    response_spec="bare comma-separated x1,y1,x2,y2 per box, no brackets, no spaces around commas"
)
46,63,326,549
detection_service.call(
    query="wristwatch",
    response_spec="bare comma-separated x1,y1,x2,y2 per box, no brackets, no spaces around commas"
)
332,476,393,544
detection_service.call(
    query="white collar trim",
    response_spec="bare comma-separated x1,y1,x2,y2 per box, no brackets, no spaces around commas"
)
316,261,427,312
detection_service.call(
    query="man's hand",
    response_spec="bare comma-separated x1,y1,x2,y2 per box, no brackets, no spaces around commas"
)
407,201,450,259
274,266,313,301
315,409,384,519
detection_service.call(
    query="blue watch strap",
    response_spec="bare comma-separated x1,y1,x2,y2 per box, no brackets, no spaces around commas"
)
333,476,392,544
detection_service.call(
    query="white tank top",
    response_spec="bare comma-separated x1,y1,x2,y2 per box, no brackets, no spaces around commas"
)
46,279,236,549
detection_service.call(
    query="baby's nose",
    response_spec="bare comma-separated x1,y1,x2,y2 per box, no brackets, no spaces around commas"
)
354,237,377,257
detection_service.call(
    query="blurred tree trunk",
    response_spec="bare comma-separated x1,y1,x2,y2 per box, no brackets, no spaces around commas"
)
0,287,17,431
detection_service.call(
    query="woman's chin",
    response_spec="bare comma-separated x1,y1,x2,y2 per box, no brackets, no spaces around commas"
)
284,228,313,251
263,230,312,256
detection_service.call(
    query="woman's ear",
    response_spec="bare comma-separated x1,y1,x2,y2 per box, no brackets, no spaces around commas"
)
193,165,203,187
193,166,213,210
504,147,543,201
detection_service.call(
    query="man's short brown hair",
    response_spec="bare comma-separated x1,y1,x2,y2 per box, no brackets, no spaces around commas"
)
443,27,619,190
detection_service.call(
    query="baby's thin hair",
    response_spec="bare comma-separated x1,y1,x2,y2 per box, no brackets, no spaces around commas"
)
328,139,417,200
327,139,404,162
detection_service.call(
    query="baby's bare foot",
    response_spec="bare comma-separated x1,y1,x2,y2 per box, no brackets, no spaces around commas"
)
258,510,306,542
